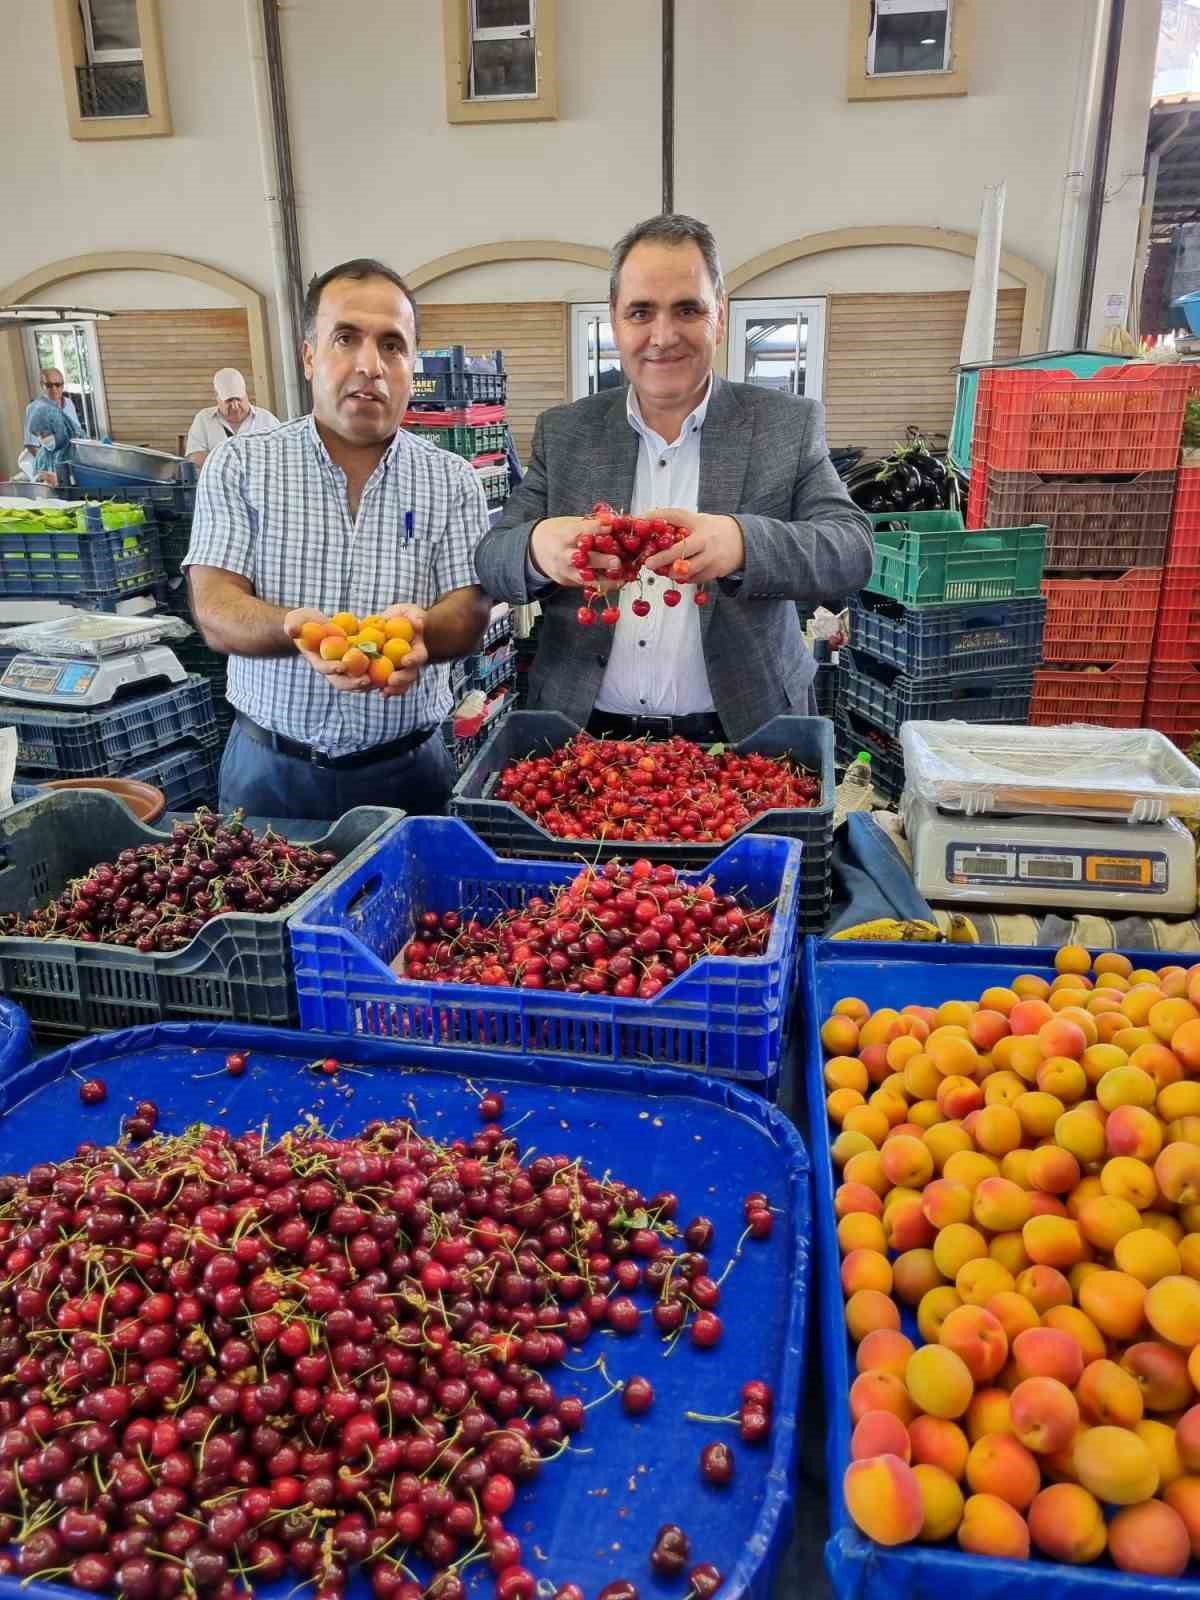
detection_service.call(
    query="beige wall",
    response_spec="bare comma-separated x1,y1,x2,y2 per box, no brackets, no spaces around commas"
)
0,0,1160,448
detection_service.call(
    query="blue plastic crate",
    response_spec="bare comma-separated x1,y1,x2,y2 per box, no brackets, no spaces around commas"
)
0,997,31,1081
290,817,803,1086
466,640,516,692
6,675,218,778
0,1019,809,1600
839,647,1033,737
75,480,196,524
0,518,163,602
849,594,1046,677
804,939,1200,1600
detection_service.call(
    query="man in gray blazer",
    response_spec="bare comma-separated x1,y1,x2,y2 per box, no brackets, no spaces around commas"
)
474,214,873,744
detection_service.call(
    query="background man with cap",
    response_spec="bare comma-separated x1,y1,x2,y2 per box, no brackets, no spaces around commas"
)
186,369,280,467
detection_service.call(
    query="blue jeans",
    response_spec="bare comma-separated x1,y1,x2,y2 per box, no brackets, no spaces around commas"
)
217,722,455,823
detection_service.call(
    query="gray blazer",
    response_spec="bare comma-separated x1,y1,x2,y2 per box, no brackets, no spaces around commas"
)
473,376,873,742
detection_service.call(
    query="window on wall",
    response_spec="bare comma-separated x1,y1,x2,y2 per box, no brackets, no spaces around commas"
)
469,0,537,99
727,300,826,401
570,304,623,400
867,0,952,76
77,0,148,115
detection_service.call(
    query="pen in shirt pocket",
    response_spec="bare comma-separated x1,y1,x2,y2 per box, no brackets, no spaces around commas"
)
404,511,414,546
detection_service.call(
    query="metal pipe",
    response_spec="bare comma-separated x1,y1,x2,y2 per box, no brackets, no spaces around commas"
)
261,0,309,410
662,0,674,213
243,0,302,417
1048,0,1111,347
1076,0,1127,347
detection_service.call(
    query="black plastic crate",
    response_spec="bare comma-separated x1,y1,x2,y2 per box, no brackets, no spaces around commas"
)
835,709,905,802
122,740,220,812
838,648,1033,738
814,658,840,718
0,520,164,603
410,346,507,407
849,593,1045,677
449,710,835,932
0,793,403,1036
441,693,516,777
6,676,218,777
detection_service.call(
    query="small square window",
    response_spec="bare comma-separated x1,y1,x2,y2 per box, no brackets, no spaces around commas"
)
868,0,951,76
469,0,536,99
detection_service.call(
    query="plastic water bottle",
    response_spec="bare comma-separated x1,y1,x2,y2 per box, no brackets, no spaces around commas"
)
834,751,875,826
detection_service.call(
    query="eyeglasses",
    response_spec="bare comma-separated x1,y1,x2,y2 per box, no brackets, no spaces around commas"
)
42,381,64,390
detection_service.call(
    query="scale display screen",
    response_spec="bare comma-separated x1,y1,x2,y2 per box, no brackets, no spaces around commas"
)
0,657,97,697
946,840,1168,894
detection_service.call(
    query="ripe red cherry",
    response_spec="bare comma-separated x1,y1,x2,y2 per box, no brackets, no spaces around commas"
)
688,1563,723,1597
747,1208,772,1239
479,1092,505,1122
319,1058,339,1075
78,1079,107,1106
691,1311,723,1349
622,1376,654,1415
607,1297,640,1335
662,589,682,608
601,606,621,626
694,589,710,606
631,598,651,618
741,1380,772,1410
699,1441,734,1484
576,607,597,627
225,1053,247,1077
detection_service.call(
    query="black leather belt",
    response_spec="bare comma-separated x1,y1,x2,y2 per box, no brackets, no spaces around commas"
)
587,710,726,743
233,711,435,771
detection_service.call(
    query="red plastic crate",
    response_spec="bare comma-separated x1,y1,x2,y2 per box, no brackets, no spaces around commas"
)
1168,467,1200,565
974,364,1193,475
1153,565,1200,662
1029,663,1149,728
1040,569,1162,665
1144,662,1200,749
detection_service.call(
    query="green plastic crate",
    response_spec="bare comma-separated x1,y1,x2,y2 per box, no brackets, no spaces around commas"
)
866,510,1047,606
405,420,507,460
949,351,1126,475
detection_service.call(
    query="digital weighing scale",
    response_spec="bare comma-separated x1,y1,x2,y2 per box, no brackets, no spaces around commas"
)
902,791,1199,915
0,647,185,709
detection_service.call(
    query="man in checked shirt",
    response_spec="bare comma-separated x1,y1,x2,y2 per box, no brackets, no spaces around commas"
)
184,258,492,821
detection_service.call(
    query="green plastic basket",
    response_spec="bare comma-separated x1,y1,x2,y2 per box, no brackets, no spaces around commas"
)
866,510,1047,606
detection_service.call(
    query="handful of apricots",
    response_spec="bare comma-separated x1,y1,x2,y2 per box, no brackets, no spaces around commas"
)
294,610,415,689
824,946,1200,1576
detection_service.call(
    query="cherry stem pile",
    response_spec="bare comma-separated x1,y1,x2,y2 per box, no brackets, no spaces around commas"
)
495,735,820,846
399,860,773,998
573,504,707,627
0,812,336,954
0,1091,762,1600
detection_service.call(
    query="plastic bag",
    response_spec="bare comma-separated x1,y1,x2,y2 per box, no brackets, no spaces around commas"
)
901,721,1200,823
0,614,193,660
0,728,14,813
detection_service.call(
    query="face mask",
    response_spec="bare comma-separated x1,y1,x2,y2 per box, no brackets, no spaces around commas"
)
40,434,56,449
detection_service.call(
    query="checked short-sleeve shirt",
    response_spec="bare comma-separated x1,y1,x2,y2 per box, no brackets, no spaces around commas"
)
183,416,488,758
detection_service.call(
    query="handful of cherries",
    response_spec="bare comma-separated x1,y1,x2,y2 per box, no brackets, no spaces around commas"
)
572,501,708,626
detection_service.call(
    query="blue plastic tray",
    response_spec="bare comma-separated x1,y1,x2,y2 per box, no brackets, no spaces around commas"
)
0,1021,811,1600
289,817,803,1087
804,939,1200,1600
0,997,30,1081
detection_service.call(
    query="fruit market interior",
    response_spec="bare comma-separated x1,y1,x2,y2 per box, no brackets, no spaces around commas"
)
4,3,1200,1599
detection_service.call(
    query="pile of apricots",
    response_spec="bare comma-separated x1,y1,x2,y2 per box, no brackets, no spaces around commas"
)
823,947,1200,1575
295,611,414,688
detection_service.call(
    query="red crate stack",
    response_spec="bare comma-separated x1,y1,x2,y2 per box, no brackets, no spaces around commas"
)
1146,465,1200,751
971,364,1197,732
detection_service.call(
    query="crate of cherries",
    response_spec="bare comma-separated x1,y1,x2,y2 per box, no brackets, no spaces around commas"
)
573,503,706,625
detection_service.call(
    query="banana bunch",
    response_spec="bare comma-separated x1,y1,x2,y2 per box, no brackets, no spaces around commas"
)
830,918,943,943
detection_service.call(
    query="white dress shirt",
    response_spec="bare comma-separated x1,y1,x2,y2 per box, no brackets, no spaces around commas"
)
186,404,281,457
593,378,715,717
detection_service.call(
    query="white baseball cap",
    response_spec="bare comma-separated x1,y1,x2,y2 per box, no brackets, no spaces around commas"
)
213,368,248,403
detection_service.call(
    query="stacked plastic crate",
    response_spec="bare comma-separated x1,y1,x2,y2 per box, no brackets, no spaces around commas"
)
1145,466,1200,750
4,674,221,811
441,606,516,774
837,510,1047,804
403,346,511,513
968,364,1194,731
0,499,166,612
